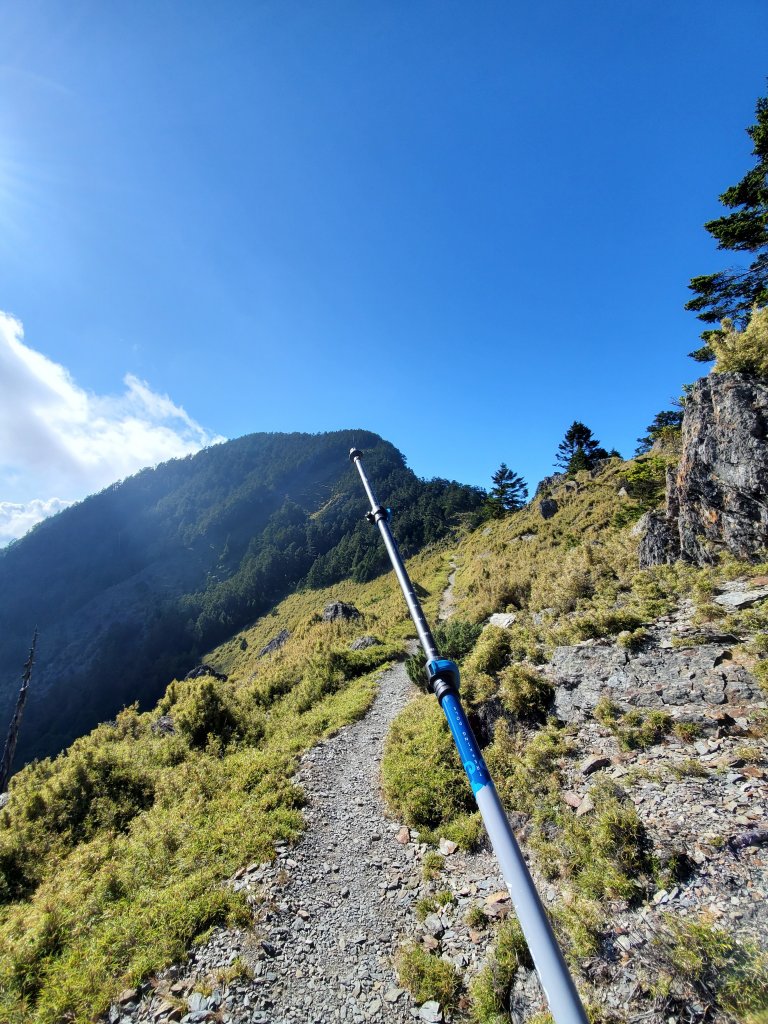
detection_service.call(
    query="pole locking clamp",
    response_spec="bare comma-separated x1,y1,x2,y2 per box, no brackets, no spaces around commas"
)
365,506,391,524
426,658,460,700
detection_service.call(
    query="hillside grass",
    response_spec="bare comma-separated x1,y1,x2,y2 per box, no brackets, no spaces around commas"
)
380,457,768,1020
0,544,450,1024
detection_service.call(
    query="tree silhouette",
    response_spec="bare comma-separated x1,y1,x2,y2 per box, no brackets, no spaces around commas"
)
555,422,608,473
686,87,768,360
485,464,528,517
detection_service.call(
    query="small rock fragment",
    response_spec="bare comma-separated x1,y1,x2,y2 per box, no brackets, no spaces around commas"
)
581,755,611,776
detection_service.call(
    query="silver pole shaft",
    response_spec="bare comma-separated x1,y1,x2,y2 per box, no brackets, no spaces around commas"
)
350,452,438,661
349,448,587,1024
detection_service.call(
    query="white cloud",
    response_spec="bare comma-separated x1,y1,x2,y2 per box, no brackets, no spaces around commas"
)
0,310,225,544
0,497,73,546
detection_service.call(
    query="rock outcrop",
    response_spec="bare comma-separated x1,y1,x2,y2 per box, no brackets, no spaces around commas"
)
258,630,291,658
674,373,768,562
184,664,228,682
538,498,558,520
639,372,768,566
322,601,361,622
348,635,380,651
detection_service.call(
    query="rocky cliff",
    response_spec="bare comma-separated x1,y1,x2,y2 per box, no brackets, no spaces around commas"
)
640,372,768,567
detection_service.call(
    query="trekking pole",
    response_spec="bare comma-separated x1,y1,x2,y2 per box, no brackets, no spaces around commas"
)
349,449,587,1024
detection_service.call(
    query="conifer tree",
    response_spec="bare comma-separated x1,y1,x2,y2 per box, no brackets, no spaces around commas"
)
555,422,608,473
485,463,528,517
635,410,684,455
686,87,768,360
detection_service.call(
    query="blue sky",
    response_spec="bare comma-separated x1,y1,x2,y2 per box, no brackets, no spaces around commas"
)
0,1,766,542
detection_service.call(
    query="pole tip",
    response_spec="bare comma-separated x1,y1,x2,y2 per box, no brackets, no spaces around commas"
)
349,447,363,462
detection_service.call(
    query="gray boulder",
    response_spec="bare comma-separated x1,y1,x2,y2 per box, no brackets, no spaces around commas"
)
151,714,175,736
539,498,558,520
534,472,566,497
322,601,361,622
349,635,380,650
184,664,227,682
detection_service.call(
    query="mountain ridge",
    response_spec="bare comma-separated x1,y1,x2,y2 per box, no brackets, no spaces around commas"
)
0,428,483,767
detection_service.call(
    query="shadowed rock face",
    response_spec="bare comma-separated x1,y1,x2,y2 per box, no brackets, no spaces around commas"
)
640,373,768,567
673,373,768,563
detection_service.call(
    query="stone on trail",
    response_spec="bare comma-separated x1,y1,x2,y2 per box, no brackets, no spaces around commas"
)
422,913,444,937
488,612,516,628
580,755,611,776
117,988,140,1005
418,1000,443,1023
576,794,595,817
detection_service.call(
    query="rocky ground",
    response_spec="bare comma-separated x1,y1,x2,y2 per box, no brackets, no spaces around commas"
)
102,655,511,1024
104,580,768,1024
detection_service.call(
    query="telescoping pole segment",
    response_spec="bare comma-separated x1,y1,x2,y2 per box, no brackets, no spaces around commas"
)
349,449,587,1024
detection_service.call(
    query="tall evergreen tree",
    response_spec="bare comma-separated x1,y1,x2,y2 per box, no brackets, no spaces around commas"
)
555,422,608,473
485,463,528,517
686,87,768,360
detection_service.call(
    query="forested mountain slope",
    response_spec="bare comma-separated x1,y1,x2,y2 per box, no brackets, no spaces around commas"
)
0,429,482,767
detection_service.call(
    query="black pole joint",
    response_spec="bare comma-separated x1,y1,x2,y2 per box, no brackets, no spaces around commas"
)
365,506,390,525
426,657,460,702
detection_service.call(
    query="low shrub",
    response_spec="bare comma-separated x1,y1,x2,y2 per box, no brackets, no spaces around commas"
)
464,627,512,677
498,664,553,720
396,944,461,1007
711,307,768,379
593,700,672,750
469,916,531,1023
654,913,768,1018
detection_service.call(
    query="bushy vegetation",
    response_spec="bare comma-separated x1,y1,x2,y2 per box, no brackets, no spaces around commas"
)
593,699,672,751
0,544,449,1023
710,306,768,378
469,916,532,1023
381,696,475,830
405,617,483,690
395,943,461,1006
652,914,768,1019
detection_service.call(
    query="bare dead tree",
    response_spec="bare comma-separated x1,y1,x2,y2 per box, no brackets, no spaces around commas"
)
0,630,37,793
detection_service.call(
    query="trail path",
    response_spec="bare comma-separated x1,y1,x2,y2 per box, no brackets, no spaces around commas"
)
118,660,450,1024
244,659,419,1024
437,561,458,623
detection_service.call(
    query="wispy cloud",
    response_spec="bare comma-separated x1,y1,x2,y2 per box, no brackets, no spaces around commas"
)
0,310,225,544
0,497,72,546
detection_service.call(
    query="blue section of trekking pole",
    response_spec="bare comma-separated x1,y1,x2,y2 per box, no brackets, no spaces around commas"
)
349,448,588,1024
439,690,492,795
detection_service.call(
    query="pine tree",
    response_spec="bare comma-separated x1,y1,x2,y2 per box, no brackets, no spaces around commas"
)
555,422,608,473
485,463,528,517
686,87,768,360
635,410,684,455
